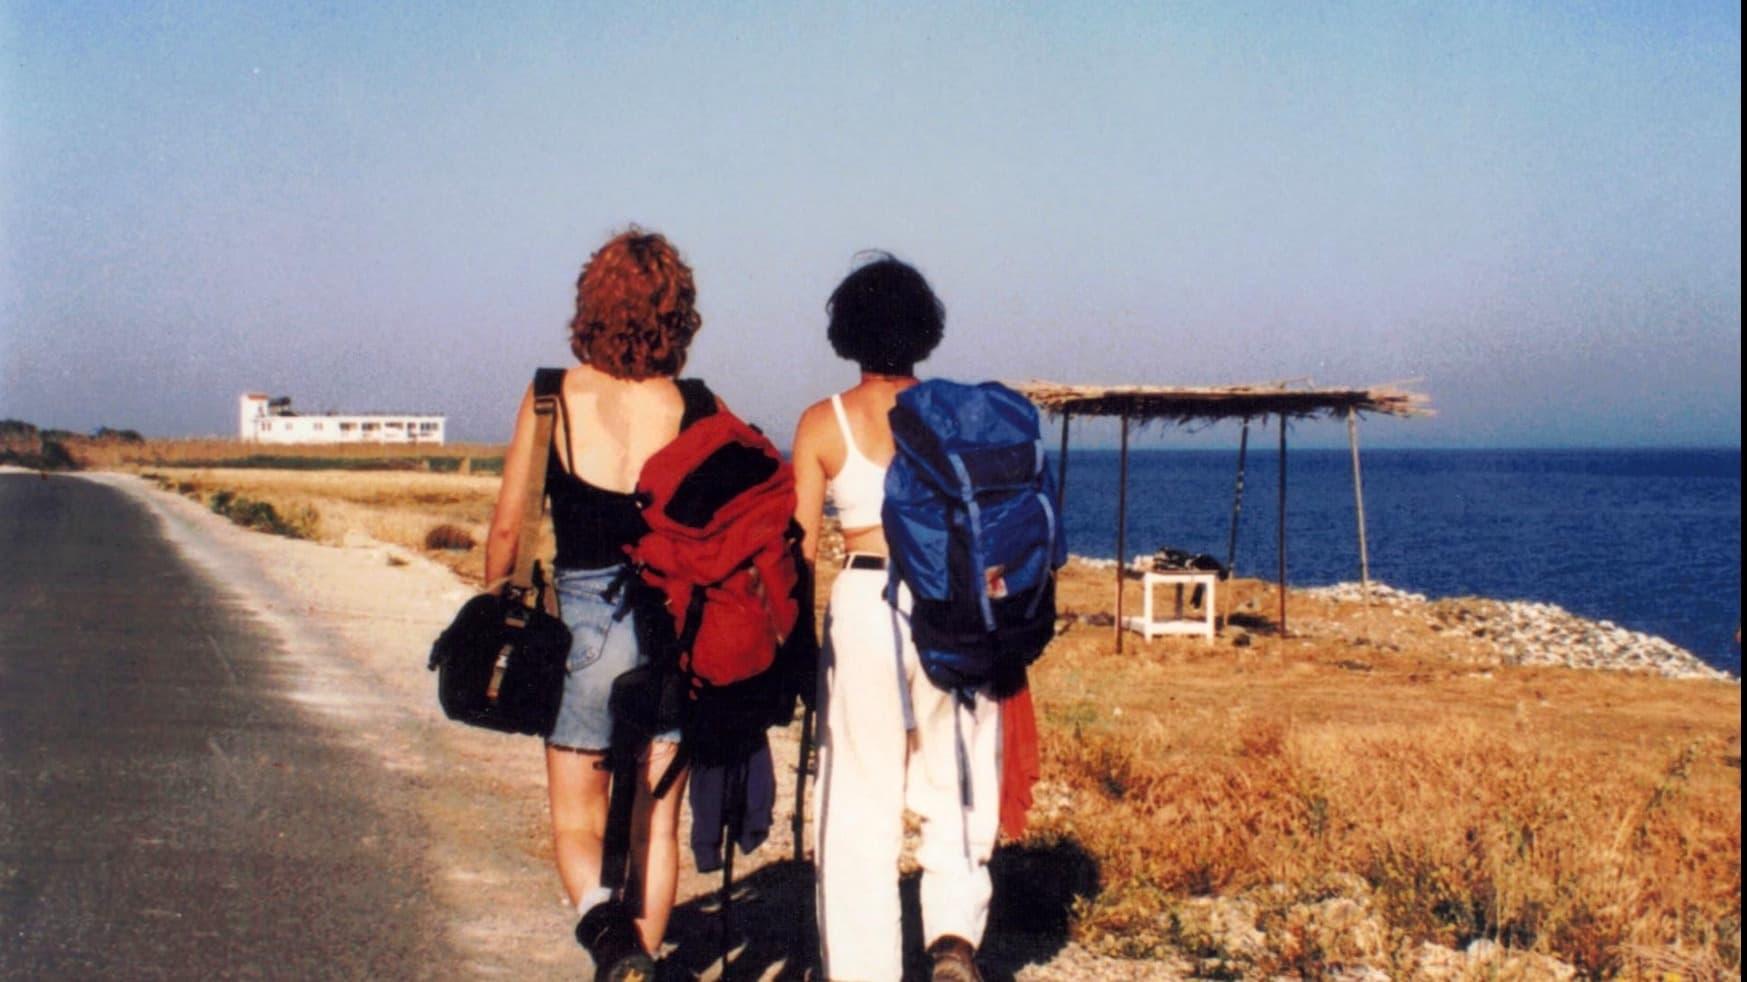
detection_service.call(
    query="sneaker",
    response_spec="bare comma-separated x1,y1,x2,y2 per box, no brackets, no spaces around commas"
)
927,935,983,982
576,902,656,982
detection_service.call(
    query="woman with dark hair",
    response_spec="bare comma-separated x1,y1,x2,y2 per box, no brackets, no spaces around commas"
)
484,228,702,978
792,254,999,982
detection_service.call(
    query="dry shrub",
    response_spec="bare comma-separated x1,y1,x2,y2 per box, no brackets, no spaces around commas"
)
1037,718,1741,975
424,523,476,551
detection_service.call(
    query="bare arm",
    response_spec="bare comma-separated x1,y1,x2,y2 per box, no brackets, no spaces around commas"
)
483,385,539,588
791,403,830,567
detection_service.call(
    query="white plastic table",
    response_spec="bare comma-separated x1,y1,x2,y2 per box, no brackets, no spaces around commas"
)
1123,569,1218,644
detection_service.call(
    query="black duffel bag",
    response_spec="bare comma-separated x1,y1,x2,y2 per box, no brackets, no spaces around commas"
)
426,368,572,738
428,581,570,736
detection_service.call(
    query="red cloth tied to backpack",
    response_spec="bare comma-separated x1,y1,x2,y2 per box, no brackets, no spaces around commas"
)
628,408,801,688
998,681,1041,840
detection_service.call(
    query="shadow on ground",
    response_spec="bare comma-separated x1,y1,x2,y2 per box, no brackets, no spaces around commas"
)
976,838,1101,980
663,859,815,981
1225,611,1283,637
660,838,1099,981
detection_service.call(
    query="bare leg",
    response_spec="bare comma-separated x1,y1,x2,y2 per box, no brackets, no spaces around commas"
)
546,745,611,907
632,740,689,953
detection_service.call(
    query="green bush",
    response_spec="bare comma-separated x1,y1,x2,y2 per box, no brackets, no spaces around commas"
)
207,490,317,539
166,455,423,471
140,454,506,475
38,441,76,470
0,439,80,471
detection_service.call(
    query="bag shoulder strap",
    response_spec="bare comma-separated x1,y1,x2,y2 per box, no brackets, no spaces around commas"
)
541,367,576,476
511,368,566,598
533,366,567,398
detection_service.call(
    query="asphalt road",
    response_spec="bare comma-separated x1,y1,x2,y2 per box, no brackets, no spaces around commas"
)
0,474,454,979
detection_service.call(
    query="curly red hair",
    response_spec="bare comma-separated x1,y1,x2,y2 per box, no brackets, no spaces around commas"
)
569,229,701,380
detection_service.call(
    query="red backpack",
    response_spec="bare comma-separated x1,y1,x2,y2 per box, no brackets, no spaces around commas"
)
628,388,801,691
593,382,815,958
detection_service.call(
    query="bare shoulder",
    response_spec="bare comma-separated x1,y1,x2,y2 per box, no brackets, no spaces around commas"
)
510,381,537,420
792,397,844,461
794,397,839,438
800,395,838,423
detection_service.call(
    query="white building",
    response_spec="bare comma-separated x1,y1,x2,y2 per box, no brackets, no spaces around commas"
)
238,393,446,445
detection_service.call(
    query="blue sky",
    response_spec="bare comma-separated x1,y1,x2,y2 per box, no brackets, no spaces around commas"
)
2,1,1739,448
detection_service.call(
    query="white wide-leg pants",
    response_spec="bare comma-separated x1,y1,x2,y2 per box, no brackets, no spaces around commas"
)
813,564,1001,982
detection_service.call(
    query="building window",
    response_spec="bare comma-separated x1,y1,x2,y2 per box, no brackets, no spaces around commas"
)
313,422,324,431
339,422,356,432
386,420,404,429
419,421,439,433
361,422,378,432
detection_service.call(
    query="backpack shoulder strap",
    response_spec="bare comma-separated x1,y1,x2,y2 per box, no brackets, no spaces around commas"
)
677,378,718,430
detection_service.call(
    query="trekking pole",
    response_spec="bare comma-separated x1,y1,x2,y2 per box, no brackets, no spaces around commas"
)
598,743,642,902
792,703,813,862
720,841,736,969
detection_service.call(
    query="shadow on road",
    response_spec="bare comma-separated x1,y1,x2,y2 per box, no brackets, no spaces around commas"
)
659,837,1100,980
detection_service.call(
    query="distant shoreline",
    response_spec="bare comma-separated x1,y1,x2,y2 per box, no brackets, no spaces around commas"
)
1053,444,1745,455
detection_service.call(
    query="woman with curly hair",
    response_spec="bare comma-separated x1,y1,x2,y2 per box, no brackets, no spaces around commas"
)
792,253,997,982
484,228,703,978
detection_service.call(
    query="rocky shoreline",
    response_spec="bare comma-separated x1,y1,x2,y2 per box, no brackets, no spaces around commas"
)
1302,581,1734,682
1066,555,1733,682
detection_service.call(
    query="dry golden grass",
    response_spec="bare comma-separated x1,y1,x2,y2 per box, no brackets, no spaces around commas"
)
1032,568,1741,976
126,465,1742,975
137,466,517,579
77,436,505,469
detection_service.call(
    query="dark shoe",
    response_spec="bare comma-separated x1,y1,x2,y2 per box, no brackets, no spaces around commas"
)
927,935,983,982
576,902,655,982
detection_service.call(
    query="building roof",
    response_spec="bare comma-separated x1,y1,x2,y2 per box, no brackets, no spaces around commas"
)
268,410,446,419
244,393,442,418
1010,379,1431,422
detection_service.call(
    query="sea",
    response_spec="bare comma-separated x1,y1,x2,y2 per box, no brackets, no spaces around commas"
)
1055,448,1742,675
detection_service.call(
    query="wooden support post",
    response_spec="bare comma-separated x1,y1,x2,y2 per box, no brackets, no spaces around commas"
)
1346,407,1372,605
1056,411,1071,514
1226,418,1249,574
1277,417,1288,639
1223,418,1250,634
1114,410,1131,653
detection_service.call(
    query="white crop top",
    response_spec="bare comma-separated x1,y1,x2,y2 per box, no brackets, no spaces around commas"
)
827,393,887,530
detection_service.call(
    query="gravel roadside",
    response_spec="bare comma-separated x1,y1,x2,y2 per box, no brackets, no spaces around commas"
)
90,472,1152,980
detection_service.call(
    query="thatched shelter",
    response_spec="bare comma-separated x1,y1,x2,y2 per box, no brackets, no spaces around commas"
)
1017,381,1429,422
1010,380,1431,649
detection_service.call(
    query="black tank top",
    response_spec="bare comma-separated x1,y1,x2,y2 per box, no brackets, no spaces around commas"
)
546,379,714,570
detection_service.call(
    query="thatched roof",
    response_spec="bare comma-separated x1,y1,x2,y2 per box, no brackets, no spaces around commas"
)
1011,380,1431,422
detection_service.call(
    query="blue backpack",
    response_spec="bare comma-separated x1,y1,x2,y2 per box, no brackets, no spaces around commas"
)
883,379,1067,694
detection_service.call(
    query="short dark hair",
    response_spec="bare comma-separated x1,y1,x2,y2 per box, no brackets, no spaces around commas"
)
825,253,944,374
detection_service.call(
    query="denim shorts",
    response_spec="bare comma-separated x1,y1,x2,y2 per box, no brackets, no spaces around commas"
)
549,565,680,752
